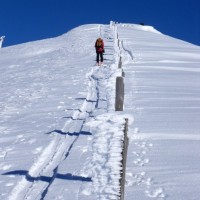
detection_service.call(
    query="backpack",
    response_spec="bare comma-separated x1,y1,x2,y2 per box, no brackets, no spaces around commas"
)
96,38,103,48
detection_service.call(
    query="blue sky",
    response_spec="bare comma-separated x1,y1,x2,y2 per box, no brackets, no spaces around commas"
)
1,0,200,47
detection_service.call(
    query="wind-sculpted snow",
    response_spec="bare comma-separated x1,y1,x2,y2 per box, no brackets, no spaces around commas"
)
117,24,200,200
1,22,200,200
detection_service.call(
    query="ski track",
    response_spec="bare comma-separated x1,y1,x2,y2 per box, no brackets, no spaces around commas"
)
76,23,133,200
8,67,101,200
2,22,200,200
7,26,116,200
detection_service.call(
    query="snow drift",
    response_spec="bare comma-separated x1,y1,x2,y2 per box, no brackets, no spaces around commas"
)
0,22,200,200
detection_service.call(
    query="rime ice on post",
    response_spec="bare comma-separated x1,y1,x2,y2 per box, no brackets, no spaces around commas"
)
0,36,5,48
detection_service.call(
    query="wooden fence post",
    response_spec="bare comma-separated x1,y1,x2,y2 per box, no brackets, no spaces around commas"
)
115,76,124,111
120,118,129,200
118,56,122,69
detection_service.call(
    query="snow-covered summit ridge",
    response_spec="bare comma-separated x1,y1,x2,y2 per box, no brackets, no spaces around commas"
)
0,22,161,50
1,22,200,200
110,21,162,34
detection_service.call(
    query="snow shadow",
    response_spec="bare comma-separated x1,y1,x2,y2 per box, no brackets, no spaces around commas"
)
62,115,83,120
75,97,86,101
64,108,80,111
86,99,97,103
46,129,92,136
2,170,92,182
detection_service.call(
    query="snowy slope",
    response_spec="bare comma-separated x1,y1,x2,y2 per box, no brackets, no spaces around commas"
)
117,24,200,199
0,22,200,200
0,24,125,200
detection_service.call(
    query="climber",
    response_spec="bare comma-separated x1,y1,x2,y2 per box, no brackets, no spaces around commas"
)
95,38,104,66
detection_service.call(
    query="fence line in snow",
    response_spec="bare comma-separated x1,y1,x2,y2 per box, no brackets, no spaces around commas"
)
115,30,124,111
111,21,129,200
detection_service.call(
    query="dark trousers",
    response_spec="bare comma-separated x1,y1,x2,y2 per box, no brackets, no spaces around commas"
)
96,52,103,63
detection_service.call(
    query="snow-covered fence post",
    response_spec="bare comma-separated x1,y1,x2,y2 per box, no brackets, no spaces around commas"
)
114,26,119,53
120,118,129,200
115,27,124,111
0,36,5,48
115,76,124,111
110,21,115,28
118,56,122,69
